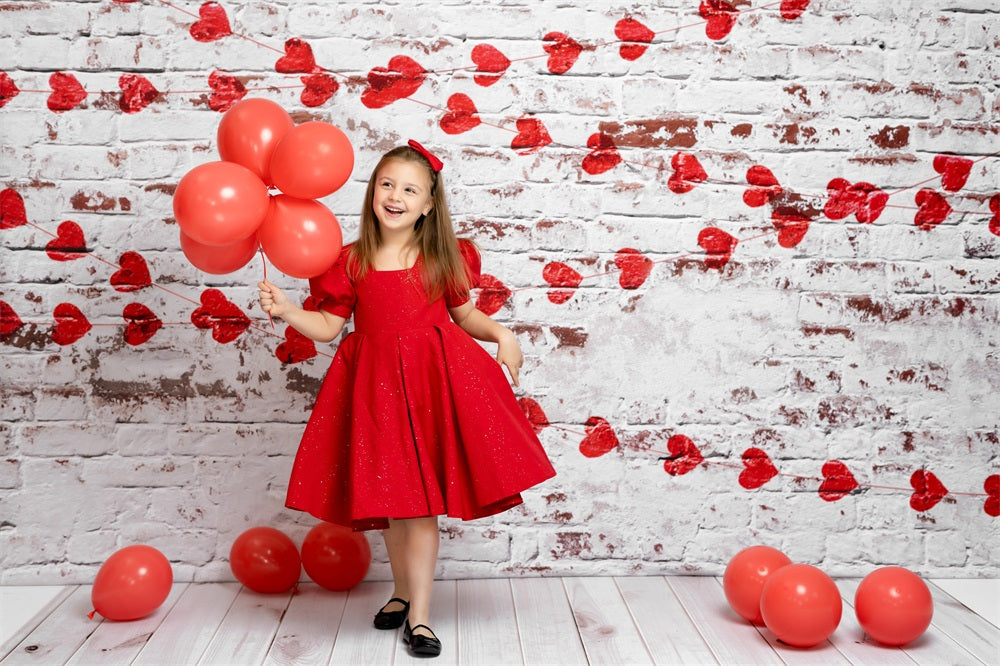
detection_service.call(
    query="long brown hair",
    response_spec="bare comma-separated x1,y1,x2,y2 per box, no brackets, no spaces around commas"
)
348,145,472,302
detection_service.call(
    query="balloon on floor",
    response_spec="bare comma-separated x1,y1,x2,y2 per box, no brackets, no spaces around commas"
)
760,563,843,647
91,545,173,621
723,545,792,624
229,526,301,594
854,566,934,646
301,521,372,590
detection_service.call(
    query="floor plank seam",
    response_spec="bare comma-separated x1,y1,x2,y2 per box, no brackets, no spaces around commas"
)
612,576,657,665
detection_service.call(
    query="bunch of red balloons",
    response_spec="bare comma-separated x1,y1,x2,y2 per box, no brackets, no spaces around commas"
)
91,545,173,621
723,545,934,648
173,98,353,278
229,522,371,594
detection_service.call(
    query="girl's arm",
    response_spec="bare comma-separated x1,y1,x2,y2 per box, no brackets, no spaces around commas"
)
449,300,523,386
258,280,346,343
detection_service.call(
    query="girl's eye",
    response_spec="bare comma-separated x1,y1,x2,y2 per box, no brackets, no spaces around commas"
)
406,188,416,194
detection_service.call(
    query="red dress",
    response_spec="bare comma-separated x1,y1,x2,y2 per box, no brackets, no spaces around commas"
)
285,240,557,530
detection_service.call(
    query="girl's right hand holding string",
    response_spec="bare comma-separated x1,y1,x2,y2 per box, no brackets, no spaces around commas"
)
258,280,291,319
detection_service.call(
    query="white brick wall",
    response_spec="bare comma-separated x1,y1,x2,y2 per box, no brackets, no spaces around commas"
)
1,1,998,584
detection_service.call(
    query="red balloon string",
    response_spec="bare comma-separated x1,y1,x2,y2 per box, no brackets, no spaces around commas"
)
260,248,275,330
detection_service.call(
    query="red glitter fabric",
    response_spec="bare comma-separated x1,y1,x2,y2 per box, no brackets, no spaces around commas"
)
286,240,556,530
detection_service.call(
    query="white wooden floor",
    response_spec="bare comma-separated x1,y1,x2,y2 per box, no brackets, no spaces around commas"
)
1,576,997,665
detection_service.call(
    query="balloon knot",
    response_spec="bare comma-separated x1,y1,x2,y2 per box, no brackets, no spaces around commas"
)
87,610,97,620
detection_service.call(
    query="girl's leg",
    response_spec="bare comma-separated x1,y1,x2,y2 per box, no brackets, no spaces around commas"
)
382,518,410,610
403,515,440,636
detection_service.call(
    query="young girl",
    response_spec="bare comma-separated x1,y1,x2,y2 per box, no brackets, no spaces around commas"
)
258,140,556,657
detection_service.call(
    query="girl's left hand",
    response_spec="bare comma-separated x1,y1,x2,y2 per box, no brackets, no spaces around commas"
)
496,330,523,386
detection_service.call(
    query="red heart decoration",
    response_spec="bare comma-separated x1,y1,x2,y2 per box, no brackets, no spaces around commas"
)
739,447,778,489
47,72,87,112
614,248,652,289
191,288,250,344
615,17,654,61
440,93,481,135
118,74,160,114
700,0,739,41
111,251,152,292
780,0,810,20
511,116,552,155
909,469,948,512
989,194,999,237
662,434,704,476
542,261,583,304
190,1,232,42
471,44,510,87
122,302,163,346
818,460,859,501
0,300,24,335
0,72,20,108
275,326,317,364
933,154,973,192
275,38,318,74
517,397,550,434
914,188,952,230
697,227,738,270
579,416,619,458
542,32,583,75
45,221,87,261
582,133,622,175
771,208,811,248
667,152,708,194
301,72,339,107
743,165,782,207
361,55,426,109
475,273,512,316
207,70,247,112
822,178,888,223
984,474,1000,517
51,303,91,346
1,188,28,230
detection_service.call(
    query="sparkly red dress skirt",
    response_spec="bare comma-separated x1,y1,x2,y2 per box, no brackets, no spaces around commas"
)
285,249,556,531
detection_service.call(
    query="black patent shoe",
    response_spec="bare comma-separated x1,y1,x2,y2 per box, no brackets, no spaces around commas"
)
404,620,442,657
373,597,410,629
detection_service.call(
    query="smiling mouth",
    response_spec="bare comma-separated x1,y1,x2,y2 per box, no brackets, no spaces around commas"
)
384,206,404,216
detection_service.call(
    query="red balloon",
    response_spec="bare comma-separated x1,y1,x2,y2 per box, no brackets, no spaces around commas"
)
259,195,343,279
855,567,933,646
269,122,354,199
173,161,269,247
760,564,843,647
723,545,793,624
229,527,301,594
91,545,173,621
301,522,372,591
180,230,259,275
217,98,294,186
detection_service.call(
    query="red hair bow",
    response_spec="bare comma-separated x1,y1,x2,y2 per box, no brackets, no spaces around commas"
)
408,139,444,172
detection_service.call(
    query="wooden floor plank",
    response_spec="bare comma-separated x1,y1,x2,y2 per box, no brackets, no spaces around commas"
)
829,579,916,665
837,578,986,665
616,576,717,665
0,586,102,666
511,576,587,666
456,578,523,666
564,576,653,665
65,583,188,666
666,576,783,666
327,580,398,666
394,579,458,666
925,579,1000,665
132,582,241,666
196,586,292,666
263,583,347,666
0,586,78,661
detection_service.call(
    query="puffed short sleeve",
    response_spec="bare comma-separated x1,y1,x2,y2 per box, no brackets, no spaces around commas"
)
444,239,482,308
308,249,356,318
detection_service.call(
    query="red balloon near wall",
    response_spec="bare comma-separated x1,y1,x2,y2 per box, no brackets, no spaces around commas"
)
855,567,933,646
259,195,343,279
217,98,294,186
723,545,793,624
301,522,372,591
760,564,842,647
180,230,259,275
91,545,173,621
269,122,354,199
173,161,269,246
229,527,301,594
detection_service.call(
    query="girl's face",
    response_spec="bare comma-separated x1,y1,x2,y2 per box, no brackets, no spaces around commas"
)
371,159,434,236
